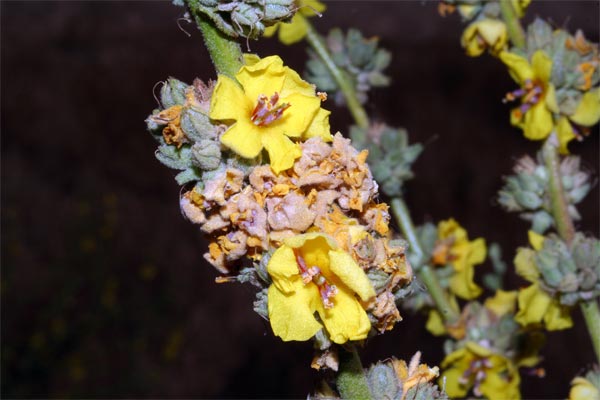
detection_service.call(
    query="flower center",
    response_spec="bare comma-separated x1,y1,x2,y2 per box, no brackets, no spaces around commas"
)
503,79,544,120
294,250,338,309
459,357,493,397
432,237,457,265
250,92,290,127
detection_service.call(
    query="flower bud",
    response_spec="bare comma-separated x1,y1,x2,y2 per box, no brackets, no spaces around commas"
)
160,77,188,108
367,361,402,400
191,140,221,170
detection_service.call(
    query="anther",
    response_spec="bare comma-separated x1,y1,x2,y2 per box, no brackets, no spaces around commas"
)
250,92,290,127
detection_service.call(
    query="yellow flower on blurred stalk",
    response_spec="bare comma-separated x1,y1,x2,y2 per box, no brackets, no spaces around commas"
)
210,55,331,173
432,219,486,300
263,0,326,45
552,90,600,153
461,19,507,57
500,50,556,141
441,342,521,400
266,232,375,344
514,231,573,330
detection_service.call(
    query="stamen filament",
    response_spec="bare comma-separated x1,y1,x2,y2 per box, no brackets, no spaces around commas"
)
250,92,290,127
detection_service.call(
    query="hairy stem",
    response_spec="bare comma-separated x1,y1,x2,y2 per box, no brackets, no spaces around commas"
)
304,20,370,129
542,135,598,362
187,0,243,79
499,0,526,49
580,300,600,362
391,198,460,324
337,345,372,400
542,135,575,244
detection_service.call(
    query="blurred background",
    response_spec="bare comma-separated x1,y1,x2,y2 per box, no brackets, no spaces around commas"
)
2,1,598,398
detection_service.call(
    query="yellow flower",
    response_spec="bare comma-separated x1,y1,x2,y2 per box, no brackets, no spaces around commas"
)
484,289,518,317
263,0,326,45
266,232,375,344
210,55,331,173
553,89,600,154
500,50,557,141
461,19,507,57
569,374,600,400
432,219,486,300
513,231,573,330
441,342,521,400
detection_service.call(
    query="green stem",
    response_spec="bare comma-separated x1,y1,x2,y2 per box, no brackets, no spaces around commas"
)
542,136,599,362
542,136,575,245
187,1,243,79
304,20,370,129
336,345,372,400
580,300,600,362
390,198,460,324
499,0,526,49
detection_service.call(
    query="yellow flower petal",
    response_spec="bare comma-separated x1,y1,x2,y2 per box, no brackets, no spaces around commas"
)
220,121,263,158
465,341,494,357
281,66,317,98
461,22,485,57
531,50,552,85
500,51,534,84
543,300,573,330
479,358,521,400
284,231,337,250
267,280,322,341
485,290,518,317
515,283,551,326
438,218,466,241
467,237,487,264
318,285,371,344
267,244,302,293
300,0,326,16
278,92,321,136
328,249,375,301
261,129,302,173
528,230,545,251
441,347,469,368
570,377,600,400
461,19,507,57
243,53,261,66
514,247,540,282
570,89,600,127
557,117,577,155
545,83,559,113
235,56,286,102
425,309,447,336
262,25,278,38
522,101,553,140
449,262,482,300
457,4,478,20
441,366,470,398
279,14,309,45
210,75,250,121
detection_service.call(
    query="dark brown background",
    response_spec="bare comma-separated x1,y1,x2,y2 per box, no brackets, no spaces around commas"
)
2,1,598,398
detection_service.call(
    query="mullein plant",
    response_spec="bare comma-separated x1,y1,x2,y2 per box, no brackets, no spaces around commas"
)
146,1,445,398
145,0,599,398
